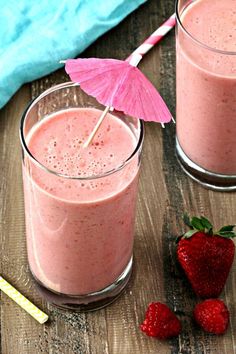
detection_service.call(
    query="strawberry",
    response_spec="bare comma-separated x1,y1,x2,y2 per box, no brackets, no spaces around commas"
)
194,299,229,334
140,302,181,339
177,214,236,298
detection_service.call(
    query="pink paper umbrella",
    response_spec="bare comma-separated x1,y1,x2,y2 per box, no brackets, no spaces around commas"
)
65,58,171,123
64,13,176,146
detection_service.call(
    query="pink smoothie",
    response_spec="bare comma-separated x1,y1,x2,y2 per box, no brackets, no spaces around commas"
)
23,108,141,295
176,0,236,174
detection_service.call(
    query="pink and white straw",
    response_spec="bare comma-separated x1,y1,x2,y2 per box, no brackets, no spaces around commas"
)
127,13,176,66
126,13,176,127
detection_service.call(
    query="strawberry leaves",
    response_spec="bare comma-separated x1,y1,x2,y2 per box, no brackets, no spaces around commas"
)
183,214,213,238
216,225,236,238
199,217,213,231
191,217,206,231
184,229,198,238
183,214,235,239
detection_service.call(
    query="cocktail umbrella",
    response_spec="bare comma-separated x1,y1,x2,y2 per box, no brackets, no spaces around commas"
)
64,14,176,146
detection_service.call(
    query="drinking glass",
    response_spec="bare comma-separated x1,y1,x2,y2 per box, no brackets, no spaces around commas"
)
20,82,143,310
176,0,236,191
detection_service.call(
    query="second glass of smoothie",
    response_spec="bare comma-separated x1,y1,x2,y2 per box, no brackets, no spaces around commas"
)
20,82,143,310
176,0,236,190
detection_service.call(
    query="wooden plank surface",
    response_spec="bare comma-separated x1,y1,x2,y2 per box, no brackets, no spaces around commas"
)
0,0,236,353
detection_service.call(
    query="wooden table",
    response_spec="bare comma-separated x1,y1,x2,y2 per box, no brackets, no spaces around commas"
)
0,0,235,353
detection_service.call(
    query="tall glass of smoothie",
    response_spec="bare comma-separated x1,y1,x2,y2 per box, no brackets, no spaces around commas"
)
20,82,143,310
176,0,236,191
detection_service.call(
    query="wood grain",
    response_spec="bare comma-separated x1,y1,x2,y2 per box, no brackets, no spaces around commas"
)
0,0,235,353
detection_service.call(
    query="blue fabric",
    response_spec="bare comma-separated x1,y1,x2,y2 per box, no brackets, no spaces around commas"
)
0,0,146,108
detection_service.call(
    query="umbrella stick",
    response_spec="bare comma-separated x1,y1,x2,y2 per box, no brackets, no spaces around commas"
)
83,106,110,148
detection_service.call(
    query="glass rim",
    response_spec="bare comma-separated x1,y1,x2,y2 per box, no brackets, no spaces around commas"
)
19,81,144,181
175,0,236,56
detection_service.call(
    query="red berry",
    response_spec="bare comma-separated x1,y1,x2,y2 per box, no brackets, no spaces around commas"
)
177,231,235,298
194,299,229,335
140,302,181,339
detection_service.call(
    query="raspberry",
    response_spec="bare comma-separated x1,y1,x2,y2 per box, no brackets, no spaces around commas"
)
140,302,181,339
194,299,229,335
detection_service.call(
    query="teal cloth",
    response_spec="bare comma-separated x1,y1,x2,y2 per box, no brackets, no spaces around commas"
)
0,0,146,108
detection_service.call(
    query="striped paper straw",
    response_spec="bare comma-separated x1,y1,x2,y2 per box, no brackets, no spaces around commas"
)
127,13,176,67
0,276,49,324
127,13,176,126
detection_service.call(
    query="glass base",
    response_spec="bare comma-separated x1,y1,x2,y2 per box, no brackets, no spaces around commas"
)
176,138,236,192
31,257,133,312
